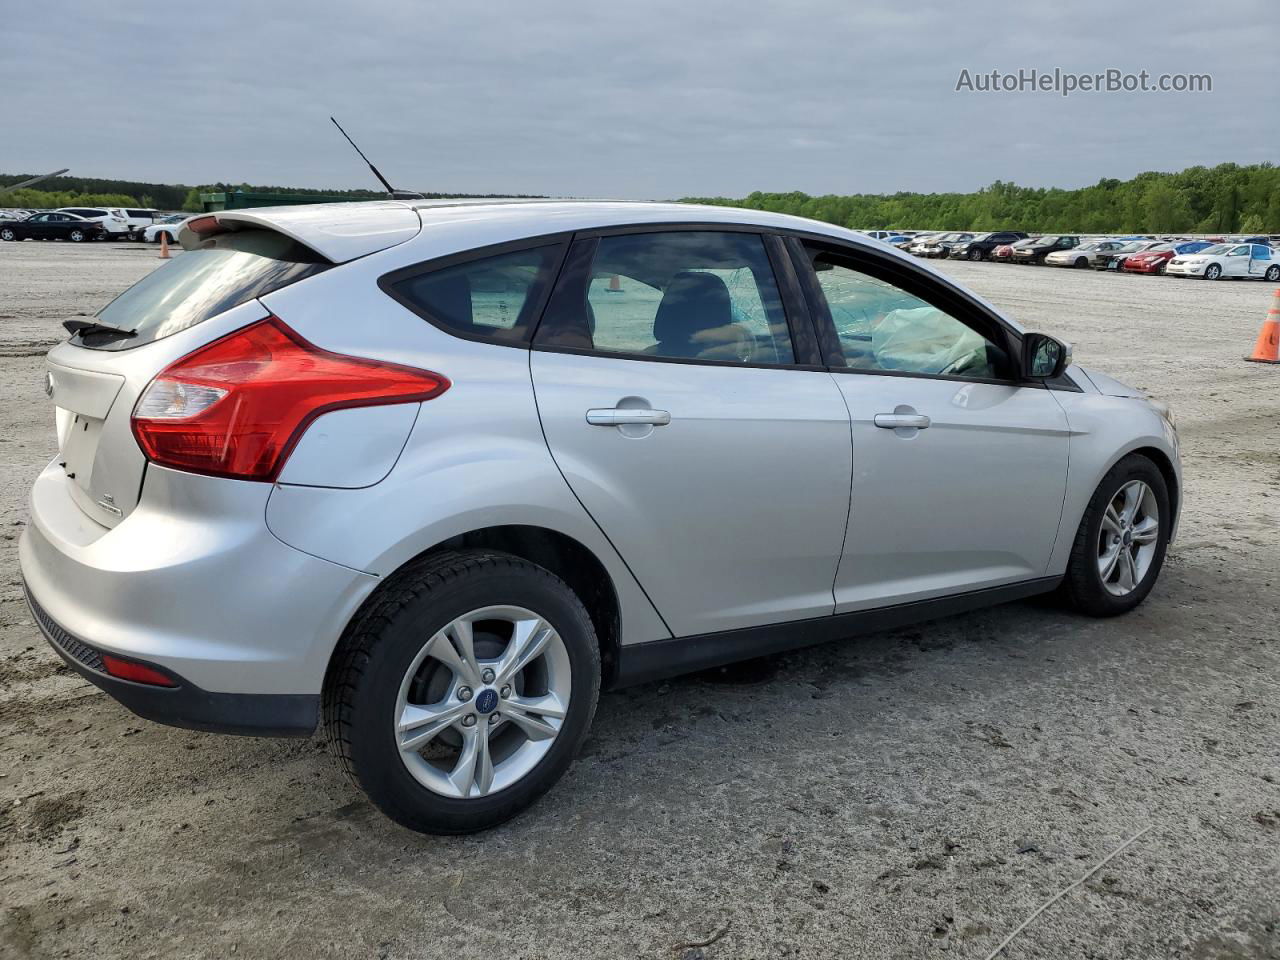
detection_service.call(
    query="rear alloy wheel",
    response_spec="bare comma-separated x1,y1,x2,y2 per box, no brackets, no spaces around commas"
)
1266,265,1280,282
1061,454,1170,616
68,229,86,242
324,550,600,834
1205,264,1222,280
0,227,15,241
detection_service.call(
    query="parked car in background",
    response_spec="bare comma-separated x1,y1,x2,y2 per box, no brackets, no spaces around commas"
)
1093,240,1163,272
888,235,917,251
949,231,1028,261
1045,240,1126,270
913,232,975,259
0,211,104,242
1012,236,1081,265
860,230,898,241
991,241,1020,261
1122,241,1215,275
143,215,187,244
1166,242,1280,280
119,208,163,240
904,233,942,255
20,199,1180,834
57,207,130,239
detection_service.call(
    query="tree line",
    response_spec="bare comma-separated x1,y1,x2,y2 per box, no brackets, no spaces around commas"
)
682,163,1280,234
0,174,532,213
6,162,1278,232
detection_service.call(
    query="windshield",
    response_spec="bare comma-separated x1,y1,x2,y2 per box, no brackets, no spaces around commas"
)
85,229,329,350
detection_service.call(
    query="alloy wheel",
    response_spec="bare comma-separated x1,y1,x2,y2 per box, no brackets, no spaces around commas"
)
394,605,571,799
1097,480,1160,596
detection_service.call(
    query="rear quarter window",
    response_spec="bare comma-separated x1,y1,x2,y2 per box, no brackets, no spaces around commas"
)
83,229,329,350
381,243,566,345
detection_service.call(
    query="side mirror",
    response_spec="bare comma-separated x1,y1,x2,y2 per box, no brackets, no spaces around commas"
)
1023,333,1071,379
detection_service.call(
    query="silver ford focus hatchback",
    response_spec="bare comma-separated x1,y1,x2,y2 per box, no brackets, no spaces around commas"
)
21,200,1180,833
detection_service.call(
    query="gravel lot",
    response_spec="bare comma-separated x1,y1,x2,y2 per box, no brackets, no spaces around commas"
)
1,241,1277,960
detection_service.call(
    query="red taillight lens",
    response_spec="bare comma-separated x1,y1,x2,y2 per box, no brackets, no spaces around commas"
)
131,317,448,481
101,654,179,687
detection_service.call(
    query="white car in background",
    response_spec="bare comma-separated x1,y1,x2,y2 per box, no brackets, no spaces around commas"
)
143,215,187,244
57,207,131,238
119,207,163,240
1166,242,1280,280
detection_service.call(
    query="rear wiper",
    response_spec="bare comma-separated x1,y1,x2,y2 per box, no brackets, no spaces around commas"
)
63,317,137,341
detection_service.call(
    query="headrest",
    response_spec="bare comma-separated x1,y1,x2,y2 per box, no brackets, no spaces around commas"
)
653,271,732,345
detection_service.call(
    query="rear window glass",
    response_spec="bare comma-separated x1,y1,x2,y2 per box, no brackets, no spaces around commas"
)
84,229,328,350
384,244,565,344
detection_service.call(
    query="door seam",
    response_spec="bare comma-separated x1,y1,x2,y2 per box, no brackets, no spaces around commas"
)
526,349,675,639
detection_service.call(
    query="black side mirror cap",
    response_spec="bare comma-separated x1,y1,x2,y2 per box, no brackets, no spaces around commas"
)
1023,333,1072,379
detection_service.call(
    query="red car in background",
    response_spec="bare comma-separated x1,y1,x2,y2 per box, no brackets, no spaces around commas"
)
991,243,1015,261
1123,240,1217,275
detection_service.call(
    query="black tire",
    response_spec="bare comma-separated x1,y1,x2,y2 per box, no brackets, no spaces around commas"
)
968,247,984,261
0,228,14,241
1060,454,1171,617
1075,257,1089,269
323,550,601,834
1266,264,1280,282
68,229,85,242
1205,264,1222,280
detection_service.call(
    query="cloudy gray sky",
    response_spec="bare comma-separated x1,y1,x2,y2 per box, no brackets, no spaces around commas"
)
2,2,1274,199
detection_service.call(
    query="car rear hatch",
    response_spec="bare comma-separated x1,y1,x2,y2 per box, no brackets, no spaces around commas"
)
44,203,422,530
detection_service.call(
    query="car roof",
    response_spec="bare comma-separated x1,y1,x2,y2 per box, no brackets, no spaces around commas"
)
196,198,874,264
186,198,1022,332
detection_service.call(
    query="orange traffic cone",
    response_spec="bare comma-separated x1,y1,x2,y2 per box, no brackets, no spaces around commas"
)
158,232,171,260
1245,288,1280,364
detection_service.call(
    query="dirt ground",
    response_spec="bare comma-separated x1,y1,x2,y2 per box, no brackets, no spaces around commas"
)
1,241,1277,960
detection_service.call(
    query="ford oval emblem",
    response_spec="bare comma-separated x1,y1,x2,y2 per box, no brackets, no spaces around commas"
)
475,689,499,714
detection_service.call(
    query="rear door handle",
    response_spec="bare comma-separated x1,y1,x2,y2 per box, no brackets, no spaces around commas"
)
586,408,672,426
873,413,931,430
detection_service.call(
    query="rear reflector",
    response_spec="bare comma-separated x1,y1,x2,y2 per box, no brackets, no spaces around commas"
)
102,654,179,687
132,317,448,481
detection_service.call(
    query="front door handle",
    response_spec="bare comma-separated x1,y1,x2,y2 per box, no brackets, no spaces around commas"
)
873,413,931,430
586,408,672,426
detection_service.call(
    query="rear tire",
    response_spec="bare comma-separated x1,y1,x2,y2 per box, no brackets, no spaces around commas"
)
323,550,600,834
68,229,85,242
1060,454,1170,617
1266,265,1280,282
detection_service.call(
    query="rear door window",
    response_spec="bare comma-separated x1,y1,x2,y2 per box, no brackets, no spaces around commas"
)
536,231,796,365
84,229,329,350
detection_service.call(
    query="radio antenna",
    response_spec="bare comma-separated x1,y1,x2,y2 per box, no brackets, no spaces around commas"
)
330,116,422,199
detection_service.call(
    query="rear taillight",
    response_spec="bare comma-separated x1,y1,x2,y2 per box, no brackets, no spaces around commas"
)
131,317,448,481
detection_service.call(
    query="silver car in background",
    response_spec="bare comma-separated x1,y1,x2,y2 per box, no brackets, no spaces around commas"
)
21,200,1181,833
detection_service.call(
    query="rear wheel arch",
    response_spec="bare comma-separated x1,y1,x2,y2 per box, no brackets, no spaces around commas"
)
327,525,621,690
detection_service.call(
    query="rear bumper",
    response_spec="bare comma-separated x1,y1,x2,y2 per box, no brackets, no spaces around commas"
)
25,582,318,736
19,459,380,712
